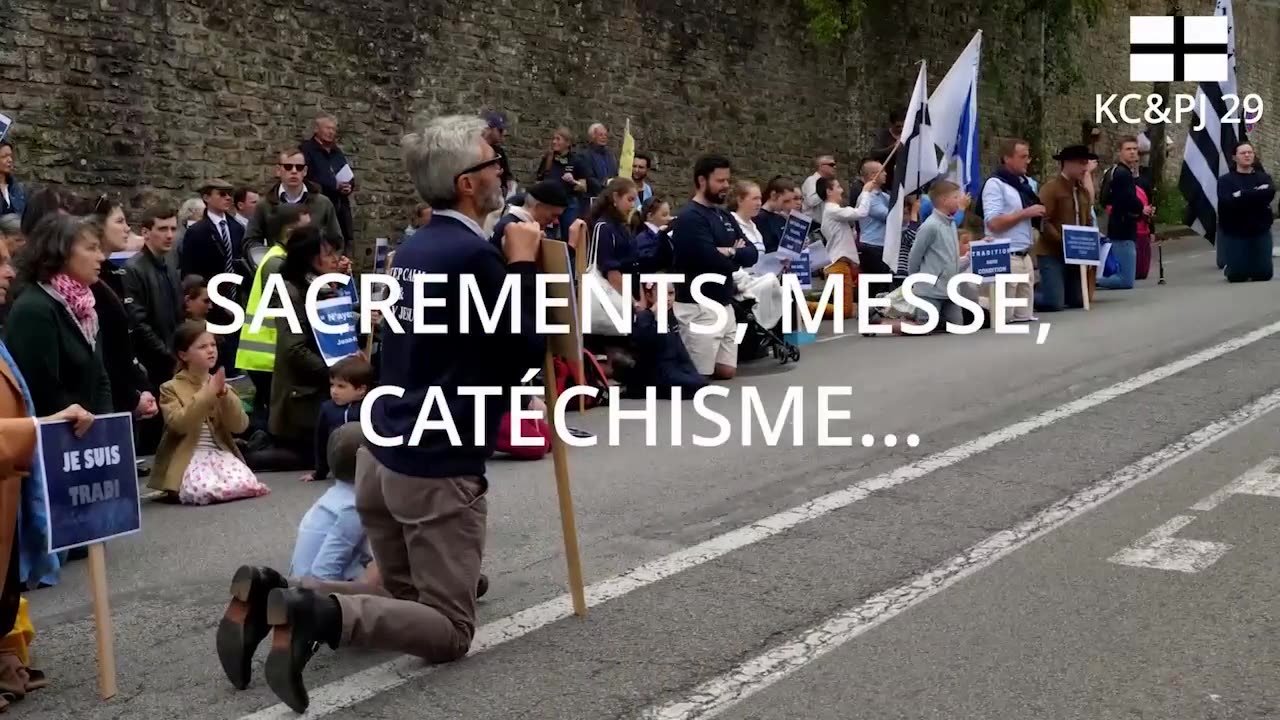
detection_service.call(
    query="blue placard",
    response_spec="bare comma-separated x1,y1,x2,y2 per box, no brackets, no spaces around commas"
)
778,212,812,260
312,296,360,366
968,240,1011,283
1062,224,1102,266
791,248,813,290
39,412,140,553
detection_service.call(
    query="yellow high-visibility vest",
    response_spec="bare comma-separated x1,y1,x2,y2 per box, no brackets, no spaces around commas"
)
235,244,287,372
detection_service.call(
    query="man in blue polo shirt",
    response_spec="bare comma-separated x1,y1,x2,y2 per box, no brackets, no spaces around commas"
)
670,154,759,380
215,115,545,714
981,138,1045,323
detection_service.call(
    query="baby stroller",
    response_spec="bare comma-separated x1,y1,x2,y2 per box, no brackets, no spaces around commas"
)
734,297,800,365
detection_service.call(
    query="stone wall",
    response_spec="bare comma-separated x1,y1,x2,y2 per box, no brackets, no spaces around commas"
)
0,0,1276,263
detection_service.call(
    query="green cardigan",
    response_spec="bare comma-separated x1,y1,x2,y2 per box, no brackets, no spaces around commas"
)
4,285,113,416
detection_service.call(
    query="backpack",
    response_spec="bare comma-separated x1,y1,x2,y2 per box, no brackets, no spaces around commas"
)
494,413,551,460
552,351,610,411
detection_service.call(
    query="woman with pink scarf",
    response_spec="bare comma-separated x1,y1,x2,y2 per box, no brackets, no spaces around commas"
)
3,214,113,418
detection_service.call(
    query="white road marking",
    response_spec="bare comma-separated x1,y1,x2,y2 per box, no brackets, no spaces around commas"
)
239,319,1280,720
1107,515,1233,573
640,387,1280,720
1190,457,1280,512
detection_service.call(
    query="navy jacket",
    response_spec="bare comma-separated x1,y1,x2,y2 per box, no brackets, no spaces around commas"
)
670,202,758,305
592,219,637,277
368,213,545,478
1217,169,1276,237
1104,164,1144,241
622,309,708,400
314,397,363,481
754,209,786,254
584,145,619,197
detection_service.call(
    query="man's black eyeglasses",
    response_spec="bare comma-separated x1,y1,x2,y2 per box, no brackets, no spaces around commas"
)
279,163,306,172
452,156,503,185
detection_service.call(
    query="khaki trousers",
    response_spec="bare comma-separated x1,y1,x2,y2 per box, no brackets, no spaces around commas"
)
302,447,487,662
1007,254,1036,322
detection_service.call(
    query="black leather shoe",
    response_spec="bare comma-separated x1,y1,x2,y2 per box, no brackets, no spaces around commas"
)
216,566,287,690
263,588,339,714
477,573,489,599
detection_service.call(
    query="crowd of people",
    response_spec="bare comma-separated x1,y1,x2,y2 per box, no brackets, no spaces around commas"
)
0,101,1270,713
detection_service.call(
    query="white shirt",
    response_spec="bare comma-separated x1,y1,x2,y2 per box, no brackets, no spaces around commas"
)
645,222,661,235
981,177,1034,252
207,210,229,232
819,193,874,268
733,212,770,274
279,184,308,204
234,213,250,228
801,173,824,224
433,209,486,239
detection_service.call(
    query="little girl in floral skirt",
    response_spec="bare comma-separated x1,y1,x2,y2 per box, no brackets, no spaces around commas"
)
150,321,270,505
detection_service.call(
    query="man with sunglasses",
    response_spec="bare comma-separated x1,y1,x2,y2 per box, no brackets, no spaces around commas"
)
217,115,546,714
801,153,839,226
243,149,344,256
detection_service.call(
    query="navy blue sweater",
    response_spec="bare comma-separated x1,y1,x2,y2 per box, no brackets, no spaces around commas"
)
368,214,545,478
670,202,758,305
314,397,363,481
1217,169,1276,237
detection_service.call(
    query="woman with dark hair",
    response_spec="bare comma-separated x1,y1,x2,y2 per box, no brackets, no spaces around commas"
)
268,225,340,468
4,214,112,417
86,196,158,427
18,187,72,238
0,143,23,219
586,177,639,295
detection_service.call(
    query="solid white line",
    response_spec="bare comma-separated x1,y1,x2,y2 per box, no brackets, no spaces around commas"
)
1190,456,1280,511
641,387,1280,720
240,319,1280,720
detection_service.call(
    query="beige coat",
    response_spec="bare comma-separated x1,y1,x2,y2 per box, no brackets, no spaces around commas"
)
0,358,36,583
150,369,249,494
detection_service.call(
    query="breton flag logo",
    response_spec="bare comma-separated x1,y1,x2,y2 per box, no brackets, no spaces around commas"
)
1130,16,1229,82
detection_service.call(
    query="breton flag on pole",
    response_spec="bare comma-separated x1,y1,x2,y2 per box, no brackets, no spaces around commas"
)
928,31,982,201
1178,0,1247,245
883,62,941,276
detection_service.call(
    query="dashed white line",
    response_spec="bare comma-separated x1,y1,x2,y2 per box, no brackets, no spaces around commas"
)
240,318,1280,720
641,386,1280,720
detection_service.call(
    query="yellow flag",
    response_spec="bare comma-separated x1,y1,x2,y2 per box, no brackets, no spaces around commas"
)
618,119,635,179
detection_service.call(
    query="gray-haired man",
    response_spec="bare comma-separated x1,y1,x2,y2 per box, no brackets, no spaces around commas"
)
217,115,546,713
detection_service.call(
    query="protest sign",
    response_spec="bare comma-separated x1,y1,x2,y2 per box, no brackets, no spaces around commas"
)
791,248,813,290
778,212,812,260
1062,225,1102,266
0,113,10,143
312,296,360,366
1062,225,1101,310
968,240,1011,284
38,411,140,700
536,235,587,617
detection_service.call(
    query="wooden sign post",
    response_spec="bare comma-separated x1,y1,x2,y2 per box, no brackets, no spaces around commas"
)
87,544,118,699
539,236,588,616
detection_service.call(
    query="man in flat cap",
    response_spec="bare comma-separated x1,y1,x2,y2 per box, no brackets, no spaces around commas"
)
1034,144,1098,312
179,178,243,291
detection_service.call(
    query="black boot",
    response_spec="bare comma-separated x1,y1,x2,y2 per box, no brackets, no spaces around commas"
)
263,588,342,714
216,566,287,690
477,573,489,599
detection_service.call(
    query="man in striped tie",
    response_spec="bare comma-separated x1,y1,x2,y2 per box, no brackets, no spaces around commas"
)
178,178,246,368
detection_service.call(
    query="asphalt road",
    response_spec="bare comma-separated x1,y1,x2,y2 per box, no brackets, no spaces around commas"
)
19,233,1280,720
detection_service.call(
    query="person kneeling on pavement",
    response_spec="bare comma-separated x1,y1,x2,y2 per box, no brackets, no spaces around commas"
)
1217,141,1275,283
215,115,541,713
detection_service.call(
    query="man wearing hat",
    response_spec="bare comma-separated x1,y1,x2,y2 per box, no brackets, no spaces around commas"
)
1034,144,1098,312
488,180,572,255
482,111,514,199
179,178,244,291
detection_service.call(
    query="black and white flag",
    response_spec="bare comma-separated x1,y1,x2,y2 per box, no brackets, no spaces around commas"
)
883,62,941,272
1130,15,1229,83
1178,0,1248,244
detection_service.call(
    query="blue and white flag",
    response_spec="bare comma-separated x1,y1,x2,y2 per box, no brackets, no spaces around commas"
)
929,30,982,201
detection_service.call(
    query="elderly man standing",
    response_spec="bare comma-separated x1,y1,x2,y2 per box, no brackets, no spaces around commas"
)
216,115,546,713
1035,144,1098,312
584,123,618,199
300,114,356,256
981,138,1045,323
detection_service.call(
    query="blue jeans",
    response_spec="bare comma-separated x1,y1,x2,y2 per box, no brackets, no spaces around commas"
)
1034,255,1085,311
1098,239,1137,290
